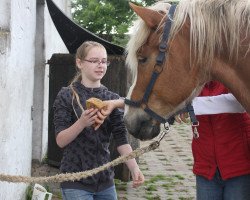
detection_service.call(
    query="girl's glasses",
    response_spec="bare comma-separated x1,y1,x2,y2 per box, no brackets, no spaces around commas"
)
84,59,110,66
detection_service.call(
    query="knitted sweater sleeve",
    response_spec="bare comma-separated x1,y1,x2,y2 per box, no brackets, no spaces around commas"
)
53,87,73,136
109,108,129,146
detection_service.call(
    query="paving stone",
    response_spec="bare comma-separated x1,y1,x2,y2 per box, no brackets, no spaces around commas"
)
31,123,196,200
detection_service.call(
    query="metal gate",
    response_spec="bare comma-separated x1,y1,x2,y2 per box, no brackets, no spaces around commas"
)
47,53,138,181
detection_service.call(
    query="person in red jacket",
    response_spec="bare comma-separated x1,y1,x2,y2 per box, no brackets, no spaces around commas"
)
177,81,250,200
100,81,250,200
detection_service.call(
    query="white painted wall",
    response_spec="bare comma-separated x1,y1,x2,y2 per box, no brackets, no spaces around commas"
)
0,0,36,198
41,0,70,160
32,0,69,162
0,0,70,198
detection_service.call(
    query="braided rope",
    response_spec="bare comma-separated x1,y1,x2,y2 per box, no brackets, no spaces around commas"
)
0,141,159,184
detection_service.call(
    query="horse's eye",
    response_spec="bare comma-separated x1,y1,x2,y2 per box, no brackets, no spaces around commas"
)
138,57,147,64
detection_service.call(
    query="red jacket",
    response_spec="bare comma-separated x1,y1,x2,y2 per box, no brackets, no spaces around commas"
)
192,81,250,180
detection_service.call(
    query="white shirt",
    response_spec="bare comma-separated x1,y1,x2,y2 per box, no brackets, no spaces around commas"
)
192,93,245,115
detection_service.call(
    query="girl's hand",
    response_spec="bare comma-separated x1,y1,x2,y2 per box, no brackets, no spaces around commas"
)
94,100,119,130
94,111,107,130
101,100,117,117
79,108,98,128
101,98,125,116
94,98,125,130
130,167,145,188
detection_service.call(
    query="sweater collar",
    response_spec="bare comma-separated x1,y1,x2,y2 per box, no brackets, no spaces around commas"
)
73,81,107,92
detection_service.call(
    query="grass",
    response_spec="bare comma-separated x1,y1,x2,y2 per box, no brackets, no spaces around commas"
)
115,179,127,191
115,173,194,199
145,174,167,184
145,184,157,191
145,194,161,200
173,174,185,180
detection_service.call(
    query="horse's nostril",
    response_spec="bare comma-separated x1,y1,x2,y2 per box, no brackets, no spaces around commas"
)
138,120,161,140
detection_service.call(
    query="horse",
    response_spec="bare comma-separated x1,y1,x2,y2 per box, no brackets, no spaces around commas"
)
123,0,250,140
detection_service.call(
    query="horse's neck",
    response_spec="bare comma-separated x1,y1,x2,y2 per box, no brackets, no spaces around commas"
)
211,57,250,113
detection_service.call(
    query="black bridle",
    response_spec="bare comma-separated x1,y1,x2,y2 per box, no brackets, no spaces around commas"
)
125,4,198,127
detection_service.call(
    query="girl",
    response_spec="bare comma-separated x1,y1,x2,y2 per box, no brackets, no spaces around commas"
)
53,41,144,200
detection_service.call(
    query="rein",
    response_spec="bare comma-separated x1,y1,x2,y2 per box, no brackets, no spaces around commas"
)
125,5,198,127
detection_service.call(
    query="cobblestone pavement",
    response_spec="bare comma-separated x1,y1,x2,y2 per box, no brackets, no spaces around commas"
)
31,123,196,200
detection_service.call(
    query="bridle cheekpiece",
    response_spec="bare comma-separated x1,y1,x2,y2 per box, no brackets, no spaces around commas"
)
125,4,178,124
125,4,198,128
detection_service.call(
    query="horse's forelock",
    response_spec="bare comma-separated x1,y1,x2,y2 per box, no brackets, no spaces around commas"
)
170,0,250,68
126,1,171,80
126,19,150,80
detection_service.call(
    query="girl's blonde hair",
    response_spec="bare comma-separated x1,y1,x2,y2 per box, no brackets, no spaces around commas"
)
70,41,106,118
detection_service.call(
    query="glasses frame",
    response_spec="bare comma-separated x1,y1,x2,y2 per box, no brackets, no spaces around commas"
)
84,59,110,66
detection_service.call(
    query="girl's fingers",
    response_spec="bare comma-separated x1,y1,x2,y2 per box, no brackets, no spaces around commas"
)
100,109,110,116
83,108,93,114
90,114,98,121
85,108,98,117
85,112,97,124
84,109,107,130
94,118,104,130
90,108,98,115
131,170,144,188
94,124,101,130
95,117,104,124
96,111,106,120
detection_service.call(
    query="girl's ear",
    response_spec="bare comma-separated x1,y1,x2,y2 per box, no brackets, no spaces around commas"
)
76,58,82,69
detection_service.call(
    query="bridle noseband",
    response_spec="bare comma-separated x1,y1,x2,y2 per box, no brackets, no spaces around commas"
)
125,4,198,126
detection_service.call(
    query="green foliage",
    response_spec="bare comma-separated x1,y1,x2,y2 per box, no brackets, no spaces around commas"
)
71,0,155,46
71,0,180,46
25,185,33,200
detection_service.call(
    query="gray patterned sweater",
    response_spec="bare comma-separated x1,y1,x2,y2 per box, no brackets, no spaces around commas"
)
53,81,128,192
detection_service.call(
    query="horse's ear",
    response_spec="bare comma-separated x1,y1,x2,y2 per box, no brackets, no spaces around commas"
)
129,2,163,28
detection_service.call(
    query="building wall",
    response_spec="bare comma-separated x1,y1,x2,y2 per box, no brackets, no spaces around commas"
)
32,0,69,162
0,0,70,198
42,0,70,160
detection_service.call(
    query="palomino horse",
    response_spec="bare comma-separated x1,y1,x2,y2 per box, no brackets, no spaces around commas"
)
124,0,250,140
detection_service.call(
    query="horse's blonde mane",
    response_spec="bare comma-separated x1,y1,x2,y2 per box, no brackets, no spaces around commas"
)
126,1,171,78
170,0,250,67
127,0,250,73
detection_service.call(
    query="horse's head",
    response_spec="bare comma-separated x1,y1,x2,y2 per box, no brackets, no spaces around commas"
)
124,1,250,140
124,2,204,140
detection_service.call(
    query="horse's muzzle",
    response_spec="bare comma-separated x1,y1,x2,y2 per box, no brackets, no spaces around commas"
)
124,116,161,140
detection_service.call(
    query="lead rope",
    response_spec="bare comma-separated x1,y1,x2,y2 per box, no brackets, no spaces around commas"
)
156,123,170,144
0,127,170,184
